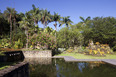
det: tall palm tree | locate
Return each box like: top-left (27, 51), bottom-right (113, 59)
top-left (12, 8), bottom-right (18, 42)
top-left (52, 12), bottom-right (61, 31)
top-left (0, 10), bottom-right (2, 16)
top-left (60, 16), bottom-right (73, 27)
top-left (41, 9), bottom-right (52, 28)
top-left (4, 7), bottom-right (16, 45)
top-left (59, 16), bottom-right (73, 45)
top-left (79, 16), bottom-right (91, 26)
top-left (29, 4), bottom-right (41, 32)
top-left (13, 9), bottom-right (17, 33)
top-left (18, 13), bottom-right (33, 48)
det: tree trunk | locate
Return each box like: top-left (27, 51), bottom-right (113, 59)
top-left (35, 22), bottom-right (38, 34)
top-left (14, 17), bottom-right (16, 34)
top-left (26, 30), bottom-right (29, 49)
top-left (34, 22), bottom-right (38, 49)
top-left (54, 22), bottom-right (57, 37)
top-left (10, 15), bottom-right (12, 45)
top-left (13, 17), bottom-right (16, 42)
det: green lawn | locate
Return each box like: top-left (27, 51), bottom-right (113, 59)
top-left (56, 52), bottom-right (116, 59)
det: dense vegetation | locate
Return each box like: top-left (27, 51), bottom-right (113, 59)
top-left (0, 5), bottom-right (116, 53)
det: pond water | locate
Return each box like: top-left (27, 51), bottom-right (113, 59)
top-left (24, 58), bottom-right (116, 77)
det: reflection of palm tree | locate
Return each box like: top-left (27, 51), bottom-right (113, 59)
top-left (78, 62), bottom-right (87, 73)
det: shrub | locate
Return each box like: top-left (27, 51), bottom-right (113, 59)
top-left (57, 27), bottom-right (83, 48)
top-left (30, 32), bottom-right (56, 50)
top-left (0, 38), bottom-right (10, 48)
top-left (86, 41), bottom-right (113, 56)
top-left (13, 39), bottom-right (23, 49)
top-left (66, 48), bottom-right (74, 53)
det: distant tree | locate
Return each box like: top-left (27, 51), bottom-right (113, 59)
top-left (57, 27), bottom-right (83, 48)
top-left (52, 12), bottom-right (61, 31)
top-left (79, 16), bottom-right (91, 26)
top-left (60, 16), bottom-right (73, 27)
top-left (81, 17), bottom-right (116, 51)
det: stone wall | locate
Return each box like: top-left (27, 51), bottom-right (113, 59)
top-left (22, 50), bottom-right (52, 58)
top-left (0, 51), bottom-right (24, 62)
top-left (0, 56), bottom-right (7, 62)
top-left (4, 51), bottom-right (24, 62)
top-left (0, 62), bottom-right (29, 77)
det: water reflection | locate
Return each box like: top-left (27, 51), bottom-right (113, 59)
top-left (24, 58), bottom-right (116, 77)
top-left (24, 58), bottom-right (52, 65)
top-left (78, 63), bottom-right (87, 73)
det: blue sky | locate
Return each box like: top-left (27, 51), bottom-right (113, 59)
top-left (0, 0), bottom-right (116, 30)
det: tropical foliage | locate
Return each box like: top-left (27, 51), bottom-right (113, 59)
top-left (78, 17), bottom-right (116, 51)
top-left (0, 4), bottom-right (116, 55)
top-left (57, 26), bottom-right (83, 49)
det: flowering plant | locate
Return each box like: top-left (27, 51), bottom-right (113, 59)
top-left (30, 32), bottom-right (56, 50)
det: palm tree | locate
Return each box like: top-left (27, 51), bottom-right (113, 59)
top-left (12, 8), bottom-right (18, 42)
top-left (60, 16), bottom-right (73, 27)
top-left (52, 12), bottom-right (61, 31)
top-left (79, 16), bottom-right (91, 26)
top-left (0, 10), bottom-right (2, 16)
top-left (13, 9), bottom-right (17, 33)
top-left (29, 4), bottom-right (41, 33)
top-left (4, 7), bottom-right (16, 45)
top-left (40, 9), bottom-right (52, 28)
top-left (18, 13), bottom-right (33, 48)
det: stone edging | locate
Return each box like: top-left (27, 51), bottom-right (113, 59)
top-left (0, 62), bottom-right (29, 77)
top-left (53, 56), bottom-right (116, 66)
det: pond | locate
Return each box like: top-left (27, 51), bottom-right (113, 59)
top-left (24, 58), bottom-right (116, 77)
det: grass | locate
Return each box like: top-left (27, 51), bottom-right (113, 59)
top-left (0, 62), bottom-right (17, 70)
top-left (0, 62), bottom-right (14, 70)
top-left (0, 66), bottom-right (9, 70)
top-left (56, 52), bottom-right (116, 59)
top-left (0, 51), bottom-right (5, 56)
